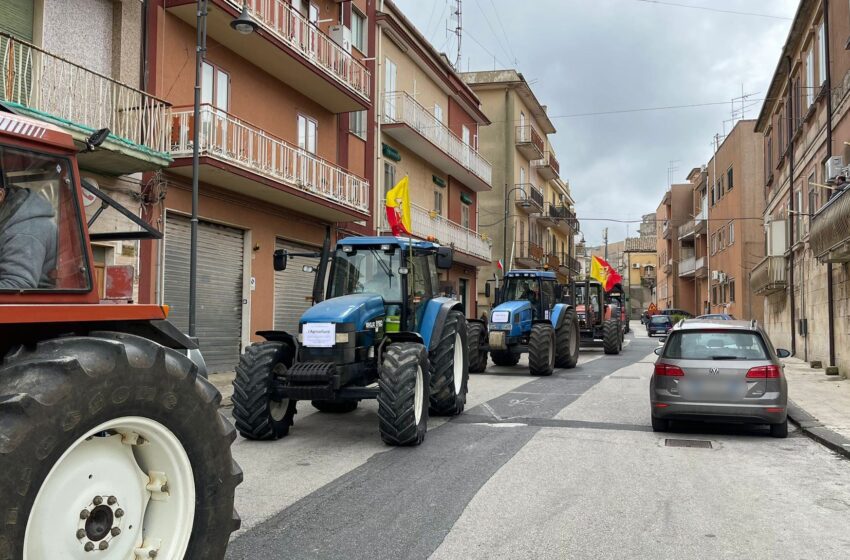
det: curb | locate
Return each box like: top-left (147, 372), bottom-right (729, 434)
top-left (787, 400), bottom-right (850, 460)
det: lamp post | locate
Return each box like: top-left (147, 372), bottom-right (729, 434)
top-left (503, 185), bottom-right (529, 278)
top-left (188, 1), bottom-right (257, 337)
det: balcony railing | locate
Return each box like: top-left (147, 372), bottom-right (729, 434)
top-left (678, 218), bottom-right (695, 239)
top-left (0, 32), bottom-right (171, 155)
top-left (662, 220), bottom-right (671, 239)
top-left (811, 188), bottom-right (850, 262)
top-left (514, 183), bottom-right (544, 212)
top-left (382, 91), bottom-right (492, 186)
top-left (515, 241), bottom-right (544, 263)
top-left (236, 0), bottom-right (370, 100)
top-left (567, 254), bottom-right (582, 274)
top-left (542, 204), bottom-right (579, 232)
top-left (751, 256), bottom-right (787, 294)
top-left (546, 253), bottom-right (560, 270)
top-left (532, 151), bottom-right (560, 180)
top-left (678, 256), bottom-right (695, 277)
top-left (515, 125), bottom-right (545, 160)
top-left (171, 105), bottom-right (369, 213)
top-left (695, 256), bottom-right (707, 277)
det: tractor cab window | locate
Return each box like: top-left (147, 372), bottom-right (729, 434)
top-left (0, 146), bottom-right (89, 291)
top-left (409, 254), bottom-right (434, 303)
top-left (328, 246), bottom-right (402, 302)
top-left (540, 280), bottom-right (556, 310)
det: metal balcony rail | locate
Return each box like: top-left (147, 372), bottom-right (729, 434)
top-left (678, 218), bottom-right (696, 238)
top-left (0, 32), bottom-right (171, 153)
top-left (515, 241), bottom-right (544, 261)
top-left (567, 254), bottom-right (582, 274)
top-left (750, 256), bottom-right (787, 294)
top-left (379, 202), bottom-right (491, 261)
top-left (171, 105), bottom-right (369, 213)
top-left (524, 184), bottom-right (545, 208)
top-left (515, 125), bottom-right (545, 153)
top-left (532, 150), bottom-right (560, 176)
top-left (679, 256), bottom-right (695, 275)
top-left (235, 0), bottom-right (370, 99)
top-left (810, 187), bottom-right (850, 261)
top-left (382, 91), bottom-right (492, 184)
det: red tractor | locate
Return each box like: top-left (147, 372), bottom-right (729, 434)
top-left (0, 111), bottom-right (240, 558)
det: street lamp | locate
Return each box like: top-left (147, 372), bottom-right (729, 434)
top-left (189, 0), bottom-right (257, 337)
top-left (503, 185), bottom-right (530, 278)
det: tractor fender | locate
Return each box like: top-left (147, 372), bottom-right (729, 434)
top-left (419, 298), bottom-right (464, 351)
top-left (384, 331), bottom-right (425, 346)
top-left (256, 330), bottom-right (297, 365)
top-left (467, 317), bottom-right (488, 333)
top-left (550, 303), bottom-right (572, 329)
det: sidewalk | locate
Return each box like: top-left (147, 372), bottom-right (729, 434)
top-left (209, 371), bottom-right (235, 408)
top-left (783, 356), bottom-right (850, 459)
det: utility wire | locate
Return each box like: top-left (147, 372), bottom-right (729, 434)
top-left (627, 0), bottom-right (792, 20)
top-left (473, 0), bottom-right (516, 67)
top-left (489, 0), bottom-right (520, 66)
top-left (465, 28), bottom-right (513, 69)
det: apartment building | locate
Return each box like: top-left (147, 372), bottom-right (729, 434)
top-left (702, 120), bottom-right (765, 320)
top-left (374, 0), bottom-right (491, 318)
top-left (1, 0), bottom-right (167, 299)
top-left (144, 0), bottom-right (375, 371)
top-left (461, 69), bottom-right (577, 317)
top-left (655, 183), bottom-right (695, 313)
top-left (624, 237), bottom-right (657, 316)
top-left (754, 0), bottom-right (850, 373)
top-left (679, 166), bottom-right (710, 314)
top-left (539, 174), bottom-right (581, 284)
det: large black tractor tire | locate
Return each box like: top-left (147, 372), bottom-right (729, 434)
top-left (555, 309), bottom-right (580, 369)
top-left (232, 341), bottom-right (298, 440)
top-left (0, 333), bottom-right (241, 560)
top-left (603, 320), bottom-right (621, 355)
top-left (468, 321), bottom-right (489, 374)
top-left (528, 323), bottom-right (556, 376)
top-left (429, 311), bottom-right (470, 416)
top-left (312, 400), bottom-right (359, 413)
top-left (378, 343), bottom-right (430, 446)
top-left (490, 349), bottom-right (520, 366)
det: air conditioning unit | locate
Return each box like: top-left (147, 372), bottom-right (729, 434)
top-left (719, 272), bottom-right (727, 283)
top-left (329, 25), bottom-right (352, 53)
top-left (766, 219), bottom-right (788, 256)
top-left (711, 270), bottom-right (720, 281)
top-left (632, 263), bottom-right (640, 269)
top-left (826, 156), bottom-right (845, 181)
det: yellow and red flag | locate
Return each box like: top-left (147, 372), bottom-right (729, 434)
top-left (385, 176), bottom-right (412, 236)
top-left (590, 255), bottom-right (623, 292)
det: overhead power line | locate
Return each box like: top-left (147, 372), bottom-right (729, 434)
top-left (628, 0), bottom-right (792, 20)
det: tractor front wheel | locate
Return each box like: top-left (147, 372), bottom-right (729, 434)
top-left (554, 309), bottom-right (580, 369)
top-left (529, 323), bottom-right (556, 376)
top-left (603, 320), bottom-right (621, 355)
top-left (467, 321), bottom-right (489, 373)
top-left (490, 349), bottom-right (520, 366)
top-left (0, 333), bottom-right (241, 560)
top-left (232, 342), bottom-right (298, 440)
top-left (312, 400), bottom-right (359, 413)
top-left (429, 311), bottom-right (469, 416)
top-left (378, 343), bottom-right (429, 446)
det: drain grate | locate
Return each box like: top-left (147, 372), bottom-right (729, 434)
top-left (665, 438), bottom-right (712, 449)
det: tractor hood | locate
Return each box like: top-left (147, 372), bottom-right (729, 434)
top-left (491, 300), bottom-right (532, 321)
top-left (300, 294), bottom-right (385, 329)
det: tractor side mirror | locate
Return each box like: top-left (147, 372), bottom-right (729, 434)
top-left (485, 283), bottom-right (491, 298)
top-left (435, 246), bottom-right (453, 269)
top-left (273, 250), bottom-right (287, 271)
top-left (302, 265), bottom-right (315, 273)
top-left (83, 127), bottom-right (111, 152)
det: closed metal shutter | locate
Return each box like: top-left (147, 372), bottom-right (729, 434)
top-left (274, 239), bottom-right (319, 334)
top-left (164, 214), bottom-right (245, 373)
top-left (0, 0), bottom-right (34, 40)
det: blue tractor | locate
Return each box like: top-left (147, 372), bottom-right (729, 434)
top-left (467, 270), bottom-right (580, 375)
top-left (231, 236), bottom-right (469, 446)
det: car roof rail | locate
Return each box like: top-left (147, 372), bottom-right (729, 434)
top-left (750, 318), bottom-right (757, 329)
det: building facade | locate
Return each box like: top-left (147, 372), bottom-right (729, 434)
top-left (655, 183), bottom-right (695, 313)
top-left (624, 237), bottom-right (657, 317)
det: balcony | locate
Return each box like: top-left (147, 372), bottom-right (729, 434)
top-left (515, 241), bottom-right (544, 268)
top-left (539, 204), bottom-right (579, 234)
top-left (751, 256), bottom-right (787, 294)
top-left (566, 254), bottom-right (582, 274)
top-left (514, 183), bottom-right (544, 213)
top-left (662, 258), bottom-right (672, 274)
top-left (678, 255), bottom-right (695, 277)
top-left (382, 92), bottom-right (492, 192)
top-left (170, 105), bottom-right (369, 221)
top-left (678, 218), bottom-right (696, 240)
top-left (378, 203), bottom-right (490, 265)
top-left (546, 253), bottom-right (561, 271)
top-left (515, 125), bottom-right (545, 160)
top-left (662, 220), bottom-right (671, 239)
top-left (695, 199), bottom-right (708, 234)
top-left (0, 32), bottom-right (171, 174)
top-left (532, 151), bottom-right (560, 180)
top-left (694, 256), bottom-right (707, 278)
top-left (810, 188), bottom-right (850, 262)
top-left (165, 0), bottom-right (370, 113)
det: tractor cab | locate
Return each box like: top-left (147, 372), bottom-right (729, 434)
top-left (569, 278), bottom-right (623, 354)
top-left (493, 270), bottom-right (561, 323)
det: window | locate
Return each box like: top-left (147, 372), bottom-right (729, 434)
top-left (433, 190), bottom-right (443, 216)
top-left (727, 166), bottom-right (733, 191)
top-left (520, 111), bottom-right (526, 129)
top-left (795, 189), bottom-right (804, 240)
top-left (201, 62), bottom-right (230, 111)
top-left (765, 136), bottom-right (773, 181)
top-left (663, 331), bottom-right (768, 360)
top-left (349, 110), bottom-right (366, 140)
top-left (806, 47), bottom-right (815, 108)
top-left (308, 2), bottom-right (319, 23)
top-left (297, 114), bottom-right (318, 154)
top-left (712, 285), bottom-right (718, 305)
top-left (461, 204), bottom-right (470, 229)
top-left (462, 125), bottom-right (470, 145)
top-left (729, 221), bottom-right (735, 245)
top-left (384, 57), bottom-right (397, 119)
top-left (777, 107), bottom-right (785, 151)
top-left (383, 162), bottom-right (395, 196)
top-left (351, 8), bottom-right (366, 53)
top-left (818, 21), bottom-right (827, 86)
top-left (434, 103), bottom-right (443, 123)
top-left (794, 76), bottom-right (802, 127)
top-left (728, 279), bottom-right (736, 303)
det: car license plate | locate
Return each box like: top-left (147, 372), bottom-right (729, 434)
top-left (688, 380), bottom-right (742, 397)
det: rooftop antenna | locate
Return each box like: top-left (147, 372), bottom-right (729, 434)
top-left (450, 0), bottom-right (462, 69)
top-left (667, 159), bottom-right (680, 187)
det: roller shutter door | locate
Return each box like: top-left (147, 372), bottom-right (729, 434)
top-left (274, 239), bottom-right (319, 334)
top-left (164, 214), bottom-right (245, 373)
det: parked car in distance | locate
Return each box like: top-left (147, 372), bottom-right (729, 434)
top-left (697, 313), bottom-right (736, 320)
top-left (650, 320), bottom-right (791, 438)
top-left (659, 308), bottom-right (694, 319)
top-left (647, 315), bottom-right (673, 337)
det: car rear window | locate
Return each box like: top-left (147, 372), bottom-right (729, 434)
top-left (650, 316), bottom-right (669, 324)
top-left (663, 330), bottom-right (769, 360)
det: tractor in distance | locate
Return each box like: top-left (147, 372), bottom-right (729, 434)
top-left (0, 111), bottom-right (240, 559)
top-left (607, 283), bottom-right (630, 334)
top-left (467, 270), bottom-right (580, 376)
top-left (570, 278), bottom-right (624, 354)
top-left (231, 236), bottom-right (469, 446)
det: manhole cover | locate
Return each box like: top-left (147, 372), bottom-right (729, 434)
top-left (665, 438), bottom-right (712, 449)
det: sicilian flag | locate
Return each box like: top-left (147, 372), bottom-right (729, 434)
top-left (497, 259), bottom-right (504, 271)
top-left (590, 255), bottom-right (623, 292)
top-left (385, 176), bottom-right (412, 236)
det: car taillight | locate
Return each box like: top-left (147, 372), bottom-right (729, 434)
top-left (654, 363), bottom-right (684, 377)
top-left (746, 365), bottom-right (781, 379)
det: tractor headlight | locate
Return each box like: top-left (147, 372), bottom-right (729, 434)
top-left (335, 333), bottom-right (350, 344)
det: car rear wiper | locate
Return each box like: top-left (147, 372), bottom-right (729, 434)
top-left (710, 355), bottom-right (739, 360)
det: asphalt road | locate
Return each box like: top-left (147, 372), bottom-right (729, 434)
top-left (225, 323), bottom-right (850, 559)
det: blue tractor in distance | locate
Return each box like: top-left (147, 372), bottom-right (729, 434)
top-left (467, 270), bottom-right (579, 376)
top-left (231, 236), bottom-right (469, 446)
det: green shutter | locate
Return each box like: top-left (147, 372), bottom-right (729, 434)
top-left (0, 0), bottom-right (34, 108)
top-left (382, 143), bottom-right (401, 162)
top-left (0, 0), bottom-right (34, 41)
top-left (432, 175), bottom-right (446, 188)
top-left (460, 192), bottom-right (473, 205)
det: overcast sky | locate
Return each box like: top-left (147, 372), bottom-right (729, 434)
top-left (393, 0), bottom-right (798, 246)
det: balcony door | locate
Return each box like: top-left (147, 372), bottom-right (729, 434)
top-left (201, 62), bottom-right (230, 151)
top-left (384, 57), bottom-right (397, 121)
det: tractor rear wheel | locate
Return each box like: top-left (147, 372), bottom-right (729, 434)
top-left (312, 400), bottom-right (358, 413)
top-left (232, 342), bottom-right (298, 440)
top-left (378, 343), bottom-right (429, 446)
top-left (603, 320), bottom-right (621, 355)
top-left (554, 309), bottom-right (580, 369)
top-left (0, 333), bottom-right (241, 560)
top-left (529, 323), bottom-right (556, 376)
top-left (490, 349), bottom-right (520, 366)
top-left (429, 311), bottom-right (469, 416)
top-left (467, 322), bottom-right (488, 373)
